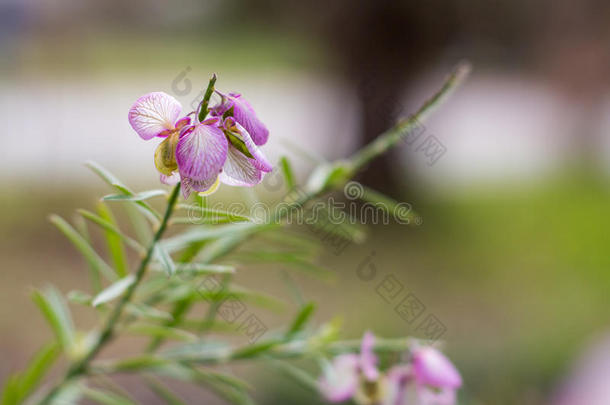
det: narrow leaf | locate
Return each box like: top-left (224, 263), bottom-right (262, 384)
top-left (84, 161), bottom-right (161, 222)
top-left (16, 342), bottom-right (60, 402)
top-left (96, 203), bottom-right (129, 277)
top-left (92, 275), bottom-right (135, 307)
top-left (154, 244), bottom-right (176, 276)
top-left (287, 302), bottom-right (316, 337)
top-left (32, 287), bottom-right (75, 351)
top-left (145, 378), bottom-right (188, 405)
top-left (151, 263), bottom-right (235, 276)
top-left (125, 303), bottom-right (173, 322)
top-left (266, 358), bottom-right (319, 392)
top-left (78, 209), bottom-right (145, 255)
top-left (280, 156), bottom-right (295, 189)
top-left (82, 387), bottom-right (136, 405)
top-left (126, 324), bottom-right (197, 342)
top-left (49, 215), bottom-right (117, 290)
top-left (103, 189), bottom-right (167, 202)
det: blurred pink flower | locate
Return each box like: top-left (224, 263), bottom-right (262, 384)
top-left (318, 331), bottom-right (381, 403)
top-left (384, 346), bottom-right (462, 405)
top-left (552, 333), bottom-right (610, 405)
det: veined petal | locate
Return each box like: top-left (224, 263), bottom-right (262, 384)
top-left (176, 122), bottom-right (228, 183)
top-left (219, 146), bottom-right (263, 187)
top-left (154, 133), bottom-right (179, 176)
top-left (198, 176), bottom-right (221, 196)
top-left (128, 92), bottom-right (182, 140)
top-left (181, 176), bottom-right (219, 199)
top-left (213, 92), bottom-right (269, 146)
top-left (220, 118), bottom-right (272, 188)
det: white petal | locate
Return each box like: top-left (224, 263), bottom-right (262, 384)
top-left (128, 92), bottom-right (182, 140)
top-left (220, 145), bottom-right (263, 187)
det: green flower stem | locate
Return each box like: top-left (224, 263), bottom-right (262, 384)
top-left (198, 74), bottom-right (217, 122)
top-left (39, 183), bottom-right (182, 404)
top-left (89, 337), bottom-right (422, 376)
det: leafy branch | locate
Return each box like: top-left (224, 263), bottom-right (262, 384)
top-left (1, 63), bottom-right (469, 405)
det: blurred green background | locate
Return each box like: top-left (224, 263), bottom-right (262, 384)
top-left (2, 1), bottom-right (610, 404)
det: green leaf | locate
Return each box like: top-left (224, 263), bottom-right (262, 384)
top-left (161, 341), bottom-right (231, 362)
top-left (265, 358), bottom-right (319, 392)
top-left (1, 374), bottom-right (20, 405)
top-left (175, 204), bottom-right (252, 222)
top-left (170, 216), bottom-right (244, 225)
top-left (15, 342), bottom-right (60, 402)
top-left (153, 363), bottom-right (254, 405)
top-left (82, 387), bottom-right (136, 405)
top-left (78, 209), bottom-right (145, 255)
top-left (304, 161), bottom-right (352, 194)
top-left (85, 160), bottom-right (128, 189)
top-left (231, 340), bottom-right (280, 360)
top-left (72, 213), bottom-right (91, 243)
top-left (154, 244), bottom-right (176, 276)
top-left (145, 377), bottom-right (188, 405)
top-left (279, 156), bottom-right (295, 189)
top-left (125, 303), bottom-right (173, 322)
top-left (96, 204), bottom-right (129, 277)
top-left (287, 302), bottom-right (316, 337)
top-left (85, 161), bottom-right (161, 223)
top-left (125, 202), bottom-right (153, 245)
top-left (161, 223), bottom-right (260, 253)
top-left (126, 324), bottom-right (197, 342)
top-left (49, 214), bottom-right (117, 291)
top-left (32, 287), bottom-right (75, 351)
top-left (103, 189), bottom-right (167, 202)
top-left (91, 275), bottom-right (135, 307)
top-left (151, 263), bottom-right (235, 276)
top-left (231, 251), bottom-right (332, 279)
top-left (360, 186), bottom-right (419, 224)
top-left (67, 290), bottom-right (93, 306)
top-left (48, 381), bottom-right (82, 404)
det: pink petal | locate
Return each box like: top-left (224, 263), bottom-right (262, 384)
top-left (360, 331), bottom-right (380, 381)
top-left (176, 122), bottom-right (228, 184)
top-left (412, 347), bottom-right (462, 389)
top-left (219, 118), bottom-right (272, 187)
top-left (219, 147), bottom-right (263, 187)
top-left (160, 172), bottom-right (180, 185)
top-left (128, 92), bottom-right (182, 140)
top-left (180, 176), bottom-right (220, 199)
top-left (213, 92), bottom-right (269, 146)
top-left (383, 365), bottom-right (415, 405)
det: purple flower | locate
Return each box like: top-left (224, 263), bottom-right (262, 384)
top-left (211, 92), bottom-right (269, 146)
top-left (384, 347), bottom-right (462, 405)
top-left (128, 91), bottom-right (271, 198)
top-left (318, 331), bottom-right (381, 403)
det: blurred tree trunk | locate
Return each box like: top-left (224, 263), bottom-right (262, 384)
top-left (317, 0), bottom-right (458, 197)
